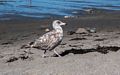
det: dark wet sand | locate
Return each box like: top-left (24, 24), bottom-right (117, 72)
top-left (0, 11), bottom-right (120, 75)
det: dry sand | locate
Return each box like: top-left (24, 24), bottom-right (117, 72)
top-left (0, 11), bottom-right (120, 75)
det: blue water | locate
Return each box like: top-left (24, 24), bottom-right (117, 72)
top-left (0, 0), bottom-right (120, 19)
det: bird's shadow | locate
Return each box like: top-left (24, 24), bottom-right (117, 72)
top-left (57, 46), bottom-right (120, 57)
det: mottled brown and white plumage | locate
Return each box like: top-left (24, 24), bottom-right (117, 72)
top-left (28, 20), bottom-right (66, 57)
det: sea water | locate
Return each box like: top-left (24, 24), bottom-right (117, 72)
top-left (0, 0), bottom-right (120, 19)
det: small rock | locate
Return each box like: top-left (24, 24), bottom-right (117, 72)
top-left (45, 28), bottom-right (50, 32)
top-left (75, 28), bottom-right (89, 34)
top-left (87, 28), bottom-right (96, 33)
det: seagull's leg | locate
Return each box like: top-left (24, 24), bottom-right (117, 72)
top-left (42, 50), bottom-right (48, 58)
top-left (53, 49), bottom-right (62, 57)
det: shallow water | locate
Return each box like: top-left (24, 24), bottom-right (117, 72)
top-left (0, 0), bottom-right (120, 19)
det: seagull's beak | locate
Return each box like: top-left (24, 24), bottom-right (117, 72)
top-left (60, 22), bottom-right (66, 26)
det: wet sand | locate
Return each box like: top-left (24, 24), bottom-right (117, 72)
top-left (0, 11), bottom-right (120, 75)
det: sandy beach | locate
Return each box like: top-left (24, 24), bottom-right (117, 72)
top-left (0, 10), bottom-right (120, 75)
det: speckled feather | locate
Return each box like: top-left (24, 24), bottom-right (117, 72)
top-left (31, 30), bottom-right (63, 51)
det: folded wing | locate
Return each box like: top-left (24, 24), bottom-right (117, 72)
top-left (31, 30), bottom-right (62, 51)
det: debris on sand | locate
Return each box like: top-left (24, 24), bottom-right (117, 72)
top-left (94, 38), bottom-right (107, 41)
top-left (1, 41), bottom-right (13, 45)
top-left (69, 44), bottom-right (83, 47)
top-left (6, 56), bottom-right (18, 63)
top-left (19, 54), bottom-right (29, 60)
top-left (5, 51), bottom-right (31, 63)
top-left (20, 41), bottom-right (34, 49)
top-left (5, 55), bottom-right (30, 63)
top-left (93, 35), bottom-right (99, 37)
top-left (95, 46), bottom-right (120, 54)
top-left (70, 37), bottom-right (87, 41)
top-left (20, 45), bottom-right (30, 49)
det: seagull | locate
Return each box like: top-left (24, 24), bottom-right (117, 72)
top-left (26, 20), bottom-right (66, 57)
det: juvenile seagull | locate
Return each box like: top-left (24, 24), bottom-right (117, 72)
top-left (27, 20), bottom-right (66, 57)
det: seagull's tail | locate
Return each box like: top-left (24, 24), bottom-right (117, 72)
top-left (20, 41), bottom-right (34, 49)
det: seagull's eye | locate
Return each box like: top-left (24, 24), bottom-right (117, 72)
top-left (57, 21), bottom-right (61, 24)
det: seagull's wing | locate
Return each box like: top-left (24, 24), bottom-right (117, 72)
top-left (32, 30), bottom-right (63, 50)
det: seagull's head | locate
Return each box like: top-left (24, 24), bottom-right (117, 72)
top-left (52, 20), bottom-right (66, 32)
top-left (53, 20), bottom-right (66, 27)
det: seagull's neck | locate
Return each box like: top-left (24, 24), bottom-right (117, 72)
top-left (53, 25), bottom-right (63, 33)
